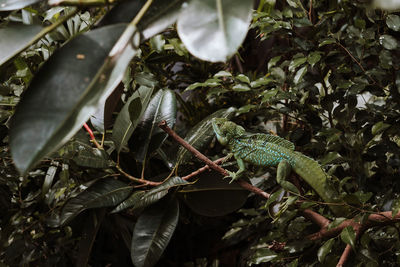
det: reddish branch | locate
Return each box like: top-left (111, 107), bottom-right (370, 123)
top-left (83, 123), bottom-right (102, 149)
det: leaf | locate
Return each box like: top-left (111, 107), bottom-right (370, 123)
top-left (371, 121), bottom-right (390, 135)
top-left (135, 177), bottom-right (188, 211)
top-left (97, 0), bottom-right (186, 40)
top-left (391, 197), bottom-right (400, 218)
top-left (289, 57), bottom-right (307, 72)
top-left (130, 89), bottom-right (177, 162)
top-left (131, 196), bottom-right (179, 267)
top-left (386, 14), bottom-right (400, 31)
top-left (112, 86), bottom-right (154, 153)
top-left (232, 83), bottom-right (251, 91)
top-left (0, 0), bottom-right (42, 11)
top-left (182, 171), bottom-right (248, 216)
top-left (317, 238), bottom-right (335, 262)
top-left (340, 226), bottom-right (356, 248)
top-left (60, 178), bottom-right (132, 225)
top-left (0, 23), bottom-right (42, 66)
top-left (236, 74), bottom-right (250, 84)
top-left (318, 38), bottom-right (336, 47)
top-left (10, 24), bottom-right (140, 174)
top-left (293, 66), bottom-right (307, 84)
top-left (176, 107), bottom-right (236, 165)
top-left (379, 34), bottom-right (398, 50)
top-left (177, 0), bottom-right (252, 62)
top-left (111, 191), bottom-right (146, 213)
top-left (249, 248), bottom-right (278, 265)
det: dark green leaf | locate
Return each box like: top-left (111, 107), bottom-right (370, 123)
top-left (131, 89), bottom-right (177, 162)
top-left (391, 197), bottom-right (400, 218)
top-left (386, 14), bottom-right (400, 31)
top-left (60, 178), bottom-right (132, 225)
top-left (131, 197), bottom-right (179, 267)
top-left (379, 34), bottom-right (398, 50)
top-left (318, 238), bottom-right (335, 262)
top-left (249, 248), bottom-right (278, 264)
top-left (112, 86), bottom-right (154, 153)
top-left (10, 24), bottom-right (141, 174)
top-left (340, 226), bottom-right (356, 248)
top-left (177, 0), bottom-right (252, 62)
top-left (111, 191), bottom-right (146, 213)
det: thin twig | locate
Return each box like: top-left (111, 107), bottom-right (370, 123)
top-left (83, 123), bottom-right (102, 149)
top-left (181, 157), bottom-right (227, 180)
top-left (337, 244), bottom-right (352, 267)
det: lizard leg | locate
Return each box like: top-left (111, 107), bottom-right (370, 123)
top-left (224, 156), bottom-right (245, 183)
top-left (277, 160), bottom-right (300, 194)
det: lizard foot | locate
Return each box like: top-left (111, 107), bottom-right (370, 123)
top-left (223, 170), bottom-right (239, 184)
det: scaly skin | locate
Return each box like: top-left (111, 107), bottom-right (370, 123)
top-left (212, 118), bottom-right (348, 216)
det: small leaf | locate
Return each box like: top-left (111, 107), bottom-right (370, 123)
top-left (289, 57), bottom-right (307, 72)
top-left (293, 66), bottom-right (307, 84)
top-left (371, 121), bottom-right (390, 135)
top-left (317, 238), bottom-right (335, 262)
top-left (249, 248), bottom-right (278, 265)
top-left (319, 38), bottom-right (336, 47)
top-left (307, 51), bottom-right (322, 66)
top-left (386, 14), bottom-right (400, 31)
top-left (232, 83), bottom-right (251, 92)
top-left (340, 226), bottom-right (356, 248)
top-left (177, 0), bottom-right (252, 62)
top-left (268, 56), bottom-right (281, 69)
top-left (236, 74), bottom-right (250, 84)
top-left (391, 197), bottom-right (400, 218)
top-left (131, 197), bottom-right (179, 267)
top-left (379, 34), bottom-right (398, 50)
top-left (60, 178), bottom-right (132, 225)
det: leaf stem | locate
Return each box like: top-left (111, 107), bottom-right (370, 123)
top-left (83, 123), bottom-right (102, 149)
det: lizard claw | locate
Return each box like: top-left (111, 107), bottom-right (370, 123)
top-left (223, 170), bottom-right (238, 183)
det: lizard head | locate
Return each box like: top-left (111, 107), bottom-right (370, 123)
top-left (211, 118), bottom-right (245, 145)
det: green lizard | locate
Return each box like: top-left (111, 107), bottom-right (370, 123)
top-left (211, 118), bottom-right (348, 216)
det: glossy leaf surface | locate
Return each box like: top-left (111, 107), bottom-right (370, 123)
top-left (60, 178), bottom-right (132, 225)
top-left (131, 197), bottom-right (179, 267)
top-left (177, 0), bottom-right (252, 62)
top-left (0, 0), bottom-right (42, 11)
top-left (130, 89), bottom-right (177, 162)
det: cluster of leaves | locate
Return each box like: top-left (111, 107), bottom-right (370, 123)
top-left (1, 0), bottom-right (400, 266)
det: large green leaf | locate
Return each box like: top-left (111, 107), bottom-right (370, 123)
top-left (59, 178), bottom-right (132, 225)
top-left (176, 107), bottom-right (236, 165)
top-left (10, 24), bottom-right (140, 174)
top-left (131, 89), bottom-right (177, 162)
top-left (182, 171), bottom-right (248, 216)
top-left (98, 0), bottom-right (185, 40)
top-left (0, 0), bottom-right (42, 11)
top-left (0, 23), bottom-right (42, 65)
top-left (112, 85), bottom-right (154, 153)
top-left (177, 0), bottom-right (252, 62)
top-left (131, 196), bottom-right (179, 267)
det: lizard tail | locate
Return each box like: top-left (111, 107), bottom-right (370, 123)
top-left (291, 152), bottom-right (348, 216)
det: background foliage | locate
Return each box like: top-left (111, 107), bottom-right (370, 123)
top-left (1, 0), bottom-right (400, 266)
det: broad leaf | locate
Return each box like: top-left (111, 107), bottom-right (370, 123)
top-left (176, 107), bottom-right (236, 165)
top-left (112, 86), bottom-right (154, 153)
top-left (131, 196), bottom-right (179, 267)
top-left (98, 0), bottom-right (185, 39)
top-left (0, 0), bottom-right (42, 11)
top-left (177, 0), bottom-right (252, 62)
top-left (183, 171), bottom-right (248, 216)
top-left (0, 23), bottom-right (42, 66)
top-left (59, 178), bottom-right (132, 225)
top-left (10, 24), bottom-right (140, 174)
top-left (130, 89), bottom-right (177, 162)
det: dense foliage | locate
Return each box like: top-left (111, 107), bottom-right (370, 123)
top-left (1, 0), bottom-right (400, 266)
